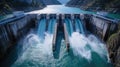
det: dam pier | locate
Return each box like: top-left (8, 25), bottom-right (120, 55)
top-left (0, 12), bottom-right (119, 58)
top-left (0, 5), bottom-right (120, 66)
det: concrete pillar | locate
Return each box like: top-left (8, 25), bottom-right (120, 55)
top-left (46, 14), bottom-right (49, 31)
top-left (71, 14), bottom-right (74, 20)
top-left (37, 14), bottom-right (41, 20)
top-left (62, 14), bottom-right (65, 20)
top-left (63, 23), bottom-right (70, 51)
top-left (52, 23), bottom-right (58, 52)
top-left (80, 14), bottom-right (84, 20)
top-left (46, 14), bottom-right (49, 20)
top-left (56, 14), bottom-right (59, 20)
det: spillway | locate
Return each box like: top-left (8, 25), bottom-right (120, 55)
top-left (37, 18), bottom-right (46, 40)
top-left (0, 13), bottom-right (112, 67)
top-left (47, 18), bottom-right (56, 34)
top-left (64, 18), bottom-right (73, 36)
top-left (74, 18), bottom-right (85, 34)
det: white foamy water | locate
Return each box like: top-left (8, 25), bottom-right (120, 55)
top-left (12, 32), bottom-right (111, 67)
top-left (12, 33), bottom-right (54, 67)
top-left (70, 32), bottom-right (91, 60)
top-left (70, 32), bottom-right (108, 61)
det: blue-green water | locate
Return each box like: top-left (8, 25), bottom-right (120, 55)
top-left (28, 5), bottom-right (94, 14)
top-left (57, 0), bottom-right (70, 4)
top-left (1, 5), bottom-right (112, 67)
top-left (47, 18), bottom-right (56, 34)
top-left (64, 18), bottom-right (73, 36)
top-left (37, 18), bottom-right (46, 39)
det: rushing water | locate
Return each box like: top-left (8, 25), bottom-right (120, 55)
top-left (11, 33), bottom-right (111, 67)
top-left (1, 5), bottom-right (112, 67)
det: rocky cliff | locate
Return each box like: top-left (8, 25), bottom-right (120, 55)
top-left (42, 0), bottom-right (60, 5)
top-left (0, 0), bottom-right (60, 16)
top-left (67, 0), bottom-right (120, 14)
top-left (107, 23), bottom-right (120, 67)
top-left (0, 0), bottom-right (44, 15)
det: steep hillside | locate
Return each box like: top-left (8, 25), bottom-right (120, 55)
top-left (67, 0), bottom-right (120, 14)
top-left (0, 0), bottom-right (45, 15)
top-left (42, 0), bottom-right (60, 5)
top-left (107, 23), bottom-right (120, 67)
top-left (0, 0), bottom-right (60, 16)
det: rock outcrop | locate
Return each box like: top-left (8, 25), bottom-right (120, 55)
top-left (0, 0), bottom-right (60, 16)
top-left (107, 23), bottom-right (120, 67)
top-left (67, 0), bottom-right (120, 14)
top-left (0, 0), bottom-right (44, 15)
top-left (42, 0), bottom-right (60, 5)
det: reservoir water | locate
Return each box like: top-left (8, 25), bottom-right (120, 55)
top-left (0, 5), bottom-right (112, 67)
top-left (28, 5), bottom-right (95, 14)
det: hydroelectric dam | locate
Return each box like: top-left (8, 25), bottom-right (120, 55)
top-left (0, 5), bottom-right (119, 67)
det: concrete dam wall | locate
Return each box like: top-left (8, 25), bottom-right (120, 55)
top-left (0, 14), bottom-right (36, 58)
top-left (0, 13), bottom-right (119, 59)
top-left (83, 14), bottom-right (119, 41)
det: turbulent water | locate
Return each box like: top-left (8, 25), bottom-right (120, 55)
top-left (11, 20), bottom-right (112, 67)
top-left (2, 5), bottom-right (112, 67)
top-left (11, 32), bottom-right (112, 67)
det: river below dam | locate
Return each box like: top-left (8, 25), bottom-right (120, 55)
top-left (0, 5), bottom-right (112, 67)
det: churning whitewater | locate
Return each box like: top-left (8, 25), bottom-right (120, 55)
top-left (12, 32), bottom-right (110, 67)
top-left (69, 32), bottom-right (109, 61)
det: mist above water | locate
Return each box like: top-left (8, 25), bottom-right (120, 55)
top-left (11, 31), bottom-right (111, 67)
top-left (12, 33), bottom-right (54, 67)
top-left (70, 32), bottom-right (109, 61)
